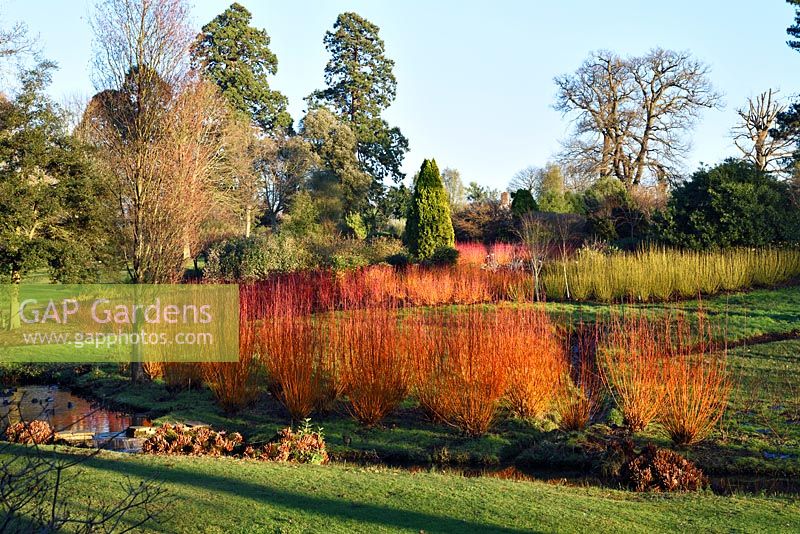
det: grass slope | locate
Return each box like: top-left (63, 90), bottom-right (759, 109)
top-left (540, 285), bottom-right (800, 343)
top-left (4, 445), bottom-right (800, 533)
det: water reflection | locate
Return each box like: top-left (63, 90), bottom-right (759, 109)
top-left (1, 385), bottom-right (149, 434)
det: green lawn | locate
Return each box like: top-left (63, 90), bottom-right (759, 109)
top-left (540, 284), bottom-right (800, 343)
top-left (706, 339), bottom-right (800, 476)
top-left (3, 444), bottom-right (799, 533)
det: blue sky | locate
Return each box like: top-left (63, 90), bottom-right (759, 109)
top-left (3, 0), bottom-right (800, 189)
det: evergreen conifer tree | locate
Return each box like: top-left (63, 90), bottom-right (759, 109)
top-left (405, 159), bottom-right (455, 259)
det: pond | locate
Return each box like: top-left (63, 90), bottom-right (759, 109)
top-left (1, 385), bottom-right (151, 451)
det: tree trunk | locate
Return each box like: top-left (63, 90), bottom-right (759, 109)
top-left (8, 269), bottom-right (21, 331)
top-left (129, 284), bottom-right (146, 383)
top-left (245, 205), bottom-right (252, 238)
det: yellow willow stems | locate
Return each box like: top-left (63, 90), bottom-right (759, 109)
top-left (542, 248), bottom-right (800, 302)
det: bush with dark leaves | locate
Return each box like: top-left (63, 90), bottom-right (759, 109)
top-left (621, 445), bottom-right (707, 492)
top-left (141, 424), bottom-right (243, 457)
top-left (244, 420), bottom-right (328, 465)
top-left (4, 420), bottom-right (54, 445)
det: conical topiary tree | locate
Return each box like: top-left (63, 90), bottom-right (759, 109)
top-left (405, 159), bottom-right (455, 259)
top-left (511, 188), bottom-right (537, 216)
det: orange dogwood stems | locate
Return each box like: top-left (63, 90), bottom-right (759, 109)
top-left (202, 302), bottom-right (261, 414)
top-left (660, 315), bottom-right (731, 445)
top-left (599, 314), bottom-right (668, 432)
top-left (504, 309), bottom-right (567, 420)
top-left (410, 307), bottom-right (564, 436)
top-left (338, 306), bottom-right (412, 426)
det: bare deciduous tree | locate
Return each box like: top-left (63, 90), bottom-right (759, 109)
top-left (518, 214), bottom-right (556, 302)
top-left (552, 214), bottom-right (584, 300)
top-left (91, 0), bottom-right (191, 93)
top-left (0, 22), bottom-right (27, 59)
top-left (209, 115), bottom-right (257, 238)
top-left (83, 0), bottom-right (242, 382)
top-left (151, 80), bottom-right (235, 279)
top-left (441, 167), bottom-right (466, 210)
top-left (555, 52), bottom-right (634, 183)
top-left (255, 135), bottom-right (316, 231)
top-left (93, 76), bottom-right (235, 282)
top-left (86, 0), bottom-right (196, 285)
top-left (509, 166), bottom-right (541, 194)
top-left (83, 76), bottom-right (234, 284)
top-left (87, 0), bottom-right (244, 279)
top-left (0, 8), bottom-right (34, 87)
top-left (555, 49), bottom-right (721, 188)
top-left (733, 89), bottom-right (793, 173)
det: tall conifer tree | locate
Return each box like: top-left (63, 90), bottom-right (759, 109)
top-left (405, 159), bottom-right (454, 259)
top-left (308, 12), bottom-right (408, 184)
top-left (192, 2), bottom-right (292, 133)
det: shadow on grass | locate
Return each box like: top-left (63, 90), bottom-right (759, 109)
top-left (46, 448), bottom-right (534, 533)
